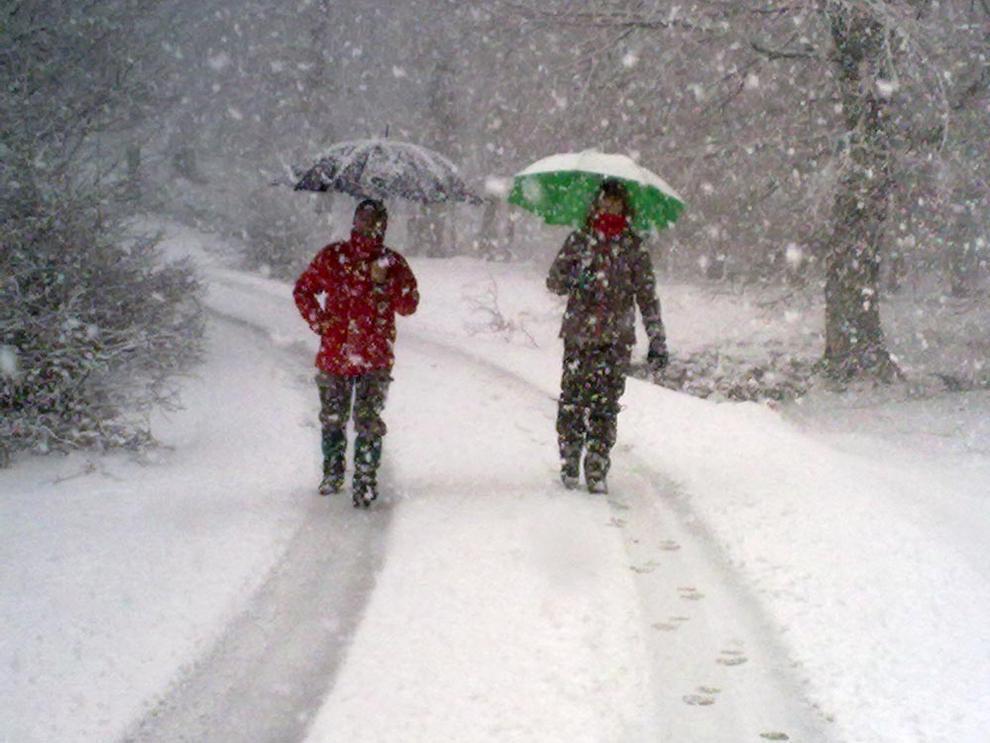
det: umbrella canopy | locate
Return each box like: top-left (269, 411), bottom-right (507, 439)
top-left (294, 138), bottom-right (481, 204)
top-left (508, 151), bottom-right (685, 233)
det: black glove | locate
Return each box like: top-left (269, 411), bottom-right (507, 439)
top-left (647, 338), bottom-right (669, 371)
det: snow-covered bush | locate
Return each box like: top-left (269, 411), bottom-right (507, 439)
top-left (0, 196), bottom-right (204, 458)
top-left (633, 351), bottom-right (818, 403)
top-left (1, 0), bottom-right (205, 462)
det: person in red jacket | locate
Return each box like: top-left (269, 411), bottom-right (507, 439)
top-left (294, 199), bottom-right (419, 506)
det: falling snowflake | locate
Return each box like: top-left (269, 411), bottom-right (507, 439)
top-left (484, 177), bottom-right (511, 198)
top-left (876, 79), bottom-right (899, 98)
top-left (785, 243), bottom-right (804, 268)
top-left (0, 345), bottom-right (18, 380)
top-left (207, 51), bottom-right (231, 71)
top-left (521, 178), bottom-right (544, 205)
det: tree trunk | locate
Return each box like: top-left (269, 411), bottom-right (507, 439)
top-left (822, 5), bottom-right (900, 381)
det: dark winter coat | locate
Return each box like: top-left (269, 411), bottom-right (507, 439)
top-left (294, 231), bottom-right (419, 377)
top-left (547, 227), bottom-right (665, 349)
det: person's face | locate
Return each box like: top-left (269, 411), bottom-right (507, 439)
top-left (354, 207), bottom-right (385, 237)
top-left (597, 194), bottom-right (624, 216)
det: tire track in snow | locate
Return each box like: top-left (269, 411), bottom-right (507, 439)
top-left (123, 314), bottom-right (393, 743)
top-left (406, 329), bottom-right (833, 742)
top-left (124, 495), bottom-right (390, 743)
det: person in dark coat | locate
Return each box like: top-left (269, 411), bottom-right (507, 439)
top-left (294, 199), bottom-right (419, 506)
top-left (546, 179), bottom-right (669, 493)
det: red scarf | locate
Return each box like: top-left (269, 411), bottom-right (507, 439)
top-left (591, 213), bottom-right (628, 239)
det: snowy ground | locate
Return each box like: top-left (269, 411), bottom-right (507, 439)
top-left (2, 222), bottom-right (988, 742)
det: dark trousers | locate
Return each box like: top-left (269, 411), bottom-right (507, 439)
top-left (556, 342), bottom-right (629, 480)
top-left (316, 369), bottom-right (391, 486)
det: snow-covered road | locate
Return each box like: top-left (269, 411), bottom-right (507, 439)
top-left (125, 306), bottom-right (826, 742)
top-left (145, 308), bottom-right (824, 743)
top-left (121, 257), bottom-right (829, 741)
top-left (4, 224), bottom-right (987, 742)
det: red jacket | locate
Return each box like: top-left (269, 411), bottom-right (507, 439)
top-left (294, 231), bottom-right (419, 377)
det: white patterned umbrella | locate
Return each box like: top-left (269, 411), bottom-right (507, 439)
top-left (294, 139), bottom-right (481, 204)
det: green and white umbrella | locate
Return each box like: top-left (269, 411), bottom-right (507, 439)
top-left (508, 150), bottom-right (685, 233)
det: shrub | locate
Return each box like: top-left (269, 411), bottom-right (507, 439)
top-left (0, 191), bottom-right (204, 458)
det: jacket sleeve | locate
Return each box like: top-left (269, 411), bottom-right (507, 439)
top-left (546, 232), bottom-right (584, 296)
top-left (632, 241), bottom-right (666, 344)
top-left (388, 254), bottom-right (419, 316)
top-left (294, 250), bottom-right (327, 332)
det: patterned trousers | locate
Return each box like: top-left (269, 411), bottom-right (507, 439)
top-left (556, 342), bottom-right (629, 480)
top-left (316, 369), bottom-right (391, 486)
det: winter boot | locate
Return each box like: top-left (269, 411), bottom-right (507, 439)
top-left (560, 449), bottom-right (581, 490)
top-left (352, 435), bottom-right (382, 508)
top-left (319, 471), bottom-right (344, 496)
top-left (584, 451), bottom-right (610, 495)
top-left (586, 477), bottom-right (609, 495)
top-left (352, 477), bottom-right (379, 508)
top-left (558, 420), bottom-right (584, 490)
top-left (319, 429), bottom-right (346, 496)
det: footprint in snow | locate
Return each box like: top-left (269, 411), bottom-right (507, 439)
top-left (659, 539), bottom-right (681, 551)
top-left (630, 560), bottom-right (659, 574)
top-left (678, 586), bottom-right (705, 601)
top-left (652, 615), bottom-right (690, 632)
top-left (682, 694), bottom-right (715, 706)
top-left (607, 516), bottom-right (627, 528)
top-left (682, 687), bottom-right (720, 706)
top-left (717, 649), bottom-right (749, 666)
